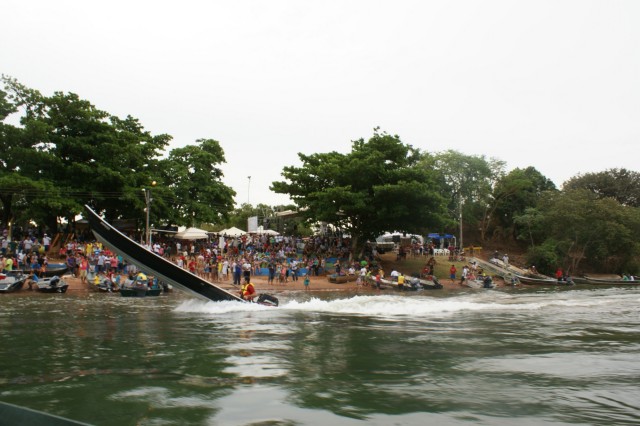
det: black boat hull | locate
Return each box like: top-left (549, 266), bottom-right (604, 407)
top-left (84, 205), bottom-right (244, 303)
top-left (120, 288), bottom-right (163, 297)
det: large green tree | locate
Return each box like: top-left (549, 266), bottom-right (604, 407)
top-left (427, 150), bottom-right (505, 245)
top-left (0, 78), bottom-right (57, 236)
top-left (563, 168), bottom-right (640, 207)
top-left (1, 77), bottom-right (235, 235)
top-left (271, 130), bottom-right (447, 257)
top-left (530, 189), bottom-right (640, 274)
top-left (159, 139), bottom-right (236, 227)
top-left (491, 167), bottom-right (556, 240)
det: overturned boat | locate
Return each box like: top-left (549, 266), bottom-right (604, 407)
top-left (84, 205), bottom-right (277, 305)
top-left (34, 275), bottom-right (69, 293)
top-left (0, 271), bottom-right (27, 293)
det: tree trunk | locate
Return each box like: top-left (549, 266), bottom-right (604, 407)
top-left (0, 194), bottom-right (14, 239)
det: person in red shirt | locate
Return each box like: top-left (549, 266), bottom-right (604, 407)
top-left (240, 277), bottom-right (256, 301)
top-left (449, 265), bottom-right (457, 284)
top-left (188, 258), bottom-right (197, 274)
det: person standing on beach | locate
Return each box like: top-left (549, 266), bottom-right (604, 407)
top-left (233, 260), bottom-right (242, 285)
top-left (79, 256), bottom-right (88, 283)
top-left (450, 265), bottom-right (457, 284)
top-left (290, 259), bottom-right (298, 281)
top-left (268, 262), bottom-right (275, 284)
top-left (304, 273), bottom-right (310, 291)
top-left (43, 234), bottom-right (51, 253)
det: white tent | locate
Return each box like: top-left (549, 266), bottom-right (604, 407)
top-left (254, 226), bottom-right (279, 235)
top-left (220, 226), bottom-right (246, 237)
top-left (175, 227), bottom-right (209, 240)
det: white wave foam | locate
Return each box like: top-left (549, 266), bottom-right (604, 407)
top-left (173, 289), bottom-right (640, 318)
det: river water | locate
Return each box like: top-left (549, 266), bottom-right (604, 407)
top-left (1, 286), bottom-right (639, 425)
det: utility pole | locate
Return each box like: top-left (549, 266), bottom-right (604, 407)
top-left (144, 181), bottom-right (156, 246)
top-left (247, 176), bottom-right (251, 205)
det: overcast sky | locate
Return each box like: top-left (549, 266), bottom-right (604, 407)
top-left (3, 1), bottom-right (638, 207)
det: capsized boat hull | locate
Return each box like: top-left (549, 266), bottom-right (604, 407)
top-left (35, 276), bottom-right (69, 293)
top-left (0, 271), bottom-right (27, 293)
top-left (84, 205), bottom-right (246, 303)
top-left (120, 287), bottom-right (163, 297)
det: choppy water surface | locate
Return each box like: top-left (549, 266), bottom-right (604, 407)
top-left (1, 286), bottom-right (639, 425)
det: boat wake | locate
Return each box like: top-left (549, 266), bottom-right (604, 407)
top-left (174, 288), bottom-right (640, 318)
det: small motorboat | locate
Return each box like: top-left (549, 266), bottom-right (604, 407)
top-left (516, 274), bottom-right (573, 286)
top-left (0, 271), bottom-right (28, 293)
top-left (415, 275), bottom-right (444, 290)
top-left (40, 263), bottom-right (69, 278)
top-left (119, 277), bottom-right (162, 297)
top-left (465, 276), bottom-right (496, 289)
top-left (34, 275), bottom-right (69, 293)
top-left (583, 275), bottom-right (639, 285)
top-left (256, 293), bottom-right (279, 307)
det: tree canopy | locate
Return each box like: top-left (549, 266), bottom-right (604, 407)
top-left (271, 129), bottom-right (447, 256)
top-left (0, 76), bottom-right (235, 236)
top-left (524, 189), bottom-right (640, 274)
top-left (563, 168), bottom-right (640, 207)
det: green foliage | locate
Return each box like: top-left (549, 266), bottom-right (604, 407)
top-left (0, 77), bottom-right (235, 234)
top-left (159, 139), bottom-right (235, 226)
top-left (427, 150), bottom-right (506, 243)
top-left (513, 207), bottom-right (546, 247)
top-left (534, 189), bottom-right (640, 273)
top-left (563, 168), bottom-right (640, 207)
top-left (491, 167), bottom-right (556, 238)
top-left (525, 240), bottom-right (560, 275)
top-left (272, 129), bottom-right (447, 255)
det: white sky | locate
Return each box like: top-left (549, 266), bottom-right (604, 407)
top-left (2, 1), bottom-right (638, 207)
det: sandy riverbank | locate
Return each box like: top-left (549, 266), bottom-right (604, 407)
top-left (13, 269), bottom-right (500, 297)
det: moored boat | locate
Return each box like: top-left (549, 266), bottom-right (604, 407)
top-left (516, 275), bottom-right (573, 286)
top-left (34, 275), bottom-right (69, 293)
top-left (465, 277), bottom-right (496, 289)
top-left (328, 274), bottom-right (349, 284)
top-left (0, 271), bottom-right (27, 293)
top-left (120, 285), bottom-right (162, 297)
top-left (583, 276), bottom-right (639, 285)
top-left (41, 263), bottom-right (69, 278)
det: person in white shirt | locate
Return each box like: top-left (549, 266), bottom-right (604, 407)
top-left (43, 234), bottom-right (51, 252)
top-left (390, 269), bottom-right (399, 281)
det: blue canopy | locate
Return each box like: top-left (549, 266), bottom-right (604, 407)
top-left (427, 233), bottom-right (455, 239)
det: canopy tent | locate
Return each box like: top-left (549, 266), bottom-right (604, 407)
top-left (175, 227), bottom-right (209, 240)
top-left (220, 226), bottom-right (246, 237)
top-left (252, 226), bottom-right (279, 236)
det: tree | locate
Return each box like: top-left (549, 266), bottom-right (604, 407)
top-left (491, 167), bottom-right (556, 240)
top-left (533, 189), bottom-right (640, 274)
top-left (563, 168), bottom-right (640, 207)
top-left (0, 77), bottom-right (173, 235)
top-left (427, 150), bottom-right (505, 245)
top-left (159, 139), bottom-right (236, 227)
top-left (0, 78), bottom-right (55, 237)
top-left (271, 129), bottom-right (447, 257)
